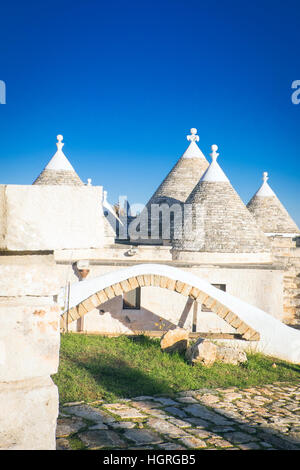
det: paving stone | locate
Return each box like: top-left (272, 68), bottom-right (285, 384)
top-left (153, 397), bottom-right (178, 406)
top-left (78, 430), bottom-right (127, 449)
top-left (176, 397), bottom-right (199, 404)
top-left (64, 404), bottom-right (115, 424)
top-left (103, 404), bottom-right (146, 419)
top-left (238, 443), bottom-right (262, 450)
top-left (88, 423), bottom-right (109, 430)
top-left (207, 438), bottom-right (233, 448)
top-left (178, 391), bottom-right (197, 397)
top-left (188, 429), bottom-right (213, 439)
top-left (158, 443), bottom-right (187, 450)
top-left (184, 404), bottom-right (232, 425)
top-left (58, 381), bottom-right (300, 451)
top-left (257, 432), bottom-right (300, 450)
top-left (238, 424), bottom-right (259, 434)
top-left (146, 408), bottom-right (170, 419)
top-left (147, 418), bottom-right (189, 438)
top-left (123, 428), bottom-right (163, 445)
top-left (63, 401), bottom-right (85, 407)
top-left (56, 438), bottom-right (72, 450)
top-left (130, 401), bottom-right (162, 411)
top-left (210, 426), bottom-right (236, 433)
top-left (179, 436), bottom-right (207, 449)
top-left (222, 392), bottom-right (243, 401)
top-left (56, 417), bottom-right (86, 437)
top-left (186, 417), bottom-right (212, 428)
top-left (197, 394), bottom-right (220, 405)
top-left (168, 417), bottom-right (192, 428)
top-left (130, 446), bottom-right (155, 450)
top-left (133, 396), bottom-right (156, 401)
top-left (164, 406), bottom-right (187, 419)
top-left (110, 421), bottom-right (137, 429)
top-left (223, 432), bottom-right (258, 444)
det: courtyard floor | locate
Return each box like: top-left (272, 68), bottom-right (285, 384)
top-left (56, 381), bottom-right (300, 450)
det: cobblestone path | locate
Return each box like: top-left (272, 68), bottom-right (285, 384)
top-left (56, 381), bottom-right (300, 450)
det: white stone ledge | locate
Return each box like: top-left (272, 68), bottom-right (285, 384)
top-left (171, 251), bottom-right (273, 264)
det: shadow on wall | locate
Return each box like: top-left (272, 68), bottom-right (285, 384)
top-left (90, 296), bottom-right (196, 333)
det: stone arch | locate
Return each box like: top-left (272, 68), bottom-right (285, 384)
top-left (60, 266), bottom-right (260, 341)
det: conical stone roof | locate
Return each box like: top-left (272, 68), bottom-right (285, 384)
top-left (172, 145), bottom-right (271, 253)
top-left (247, 172), bottom-right (300, 235)
top-left (33, 135), bottom-right (83, 186)
top-left (141, 128), bottom-right (209, 240)
top-left (146, 128), bottom-right (209, 207)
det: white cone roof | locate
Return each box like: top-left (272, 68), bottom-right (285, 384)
top-left (33, 135), bottom-right (83, 186)
top-left (247, 172), bottom-right (300, 235)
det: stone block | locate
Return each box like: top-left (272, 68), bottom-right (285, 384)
top-left (160, 327), bottom-right (189, 353)
top-left (0, 255), bottom-right (62, 297)
top-left (186, 338), bottom-right (218, 367)
top-left (0, 376), bottom-right (58, 450)
top-left (0, 185), bottom-right (105, 251)
top-left (0, 302), bottom-right (60, 382)
top-left (215, 346), bottom-right (247, 365)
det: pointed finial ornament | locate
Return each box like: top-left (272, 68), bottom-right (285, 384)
top-left (187, 128), bottom-right (200, 142)
top-left (263, 171), bottom-right (269, 183)
top-left (56, 134), bottom-right (64, 151)
top-left (210, 144), bottom-right (219, 162)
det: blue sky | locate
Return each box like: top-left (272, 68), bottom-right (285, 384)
top-left (0, 0), bottom-right (299, 224)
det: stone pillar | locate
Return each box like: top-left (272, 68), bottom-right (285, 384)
top-left (0, 255), bottom-right (61, 449)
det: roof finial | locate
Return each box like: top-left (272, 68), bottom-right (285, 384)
top-left (187, 128), bottom-right (199, 142)
top-left (210, 144), bottom-right (219, 162)
top-left (263, 171), bottom-right (269, 183)
top-left (56, 134), bottom-right (64, 151)
top-left (87, 178), bottom-right (92, 186)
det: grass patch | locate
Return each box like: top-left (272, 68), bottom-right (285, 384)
top-left (52, 333), bottom-right (300, 404)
